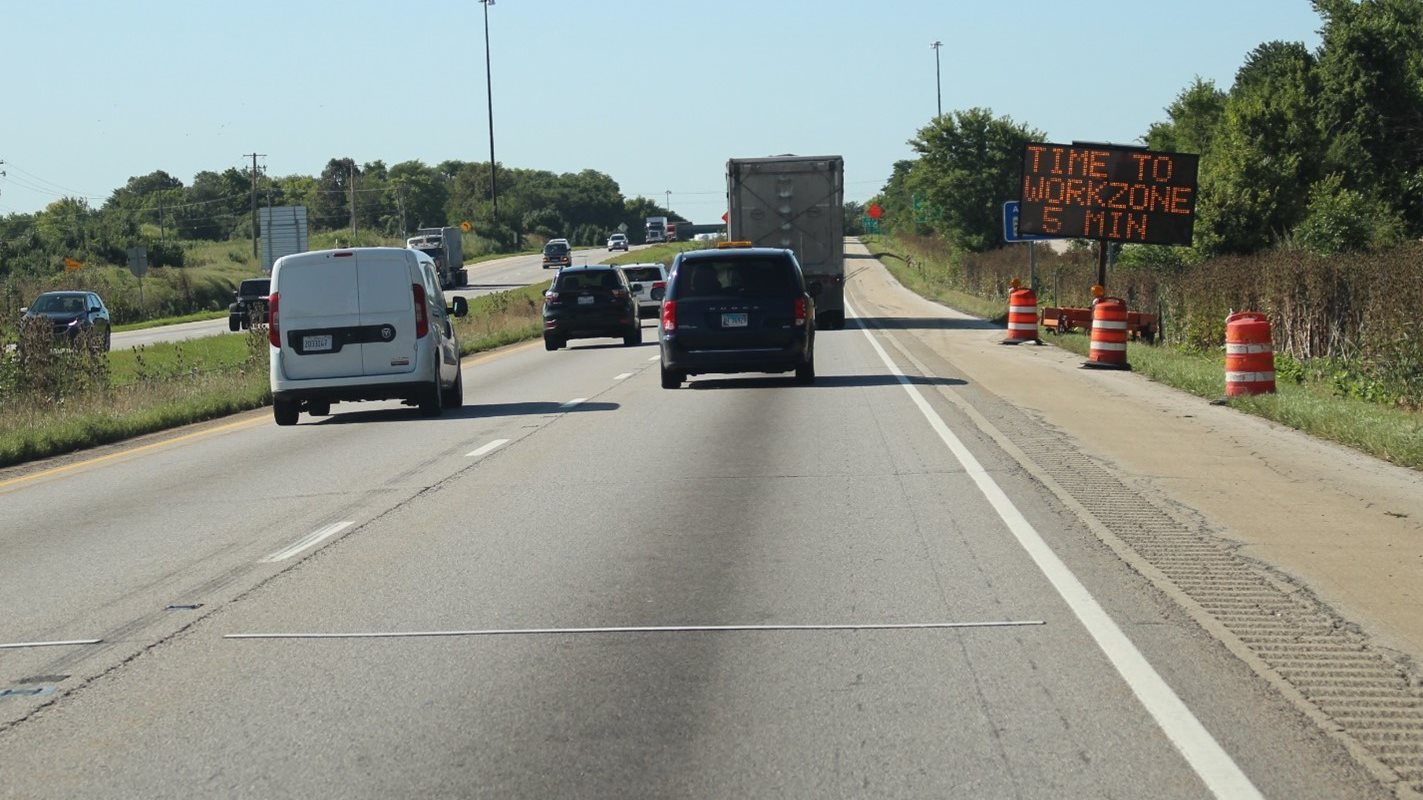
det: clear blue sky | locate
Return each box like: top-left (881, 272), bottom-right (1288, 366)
top-left (0, 0), bottom-right (1324, 223)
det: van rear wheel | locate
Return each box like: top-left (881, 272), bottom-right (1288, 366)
top-left (442, 369), bottom-right (464, 409)
top-left (418, 379), bottom-right (444, 417)
top-left (273, 399), bottom-right (300, 426)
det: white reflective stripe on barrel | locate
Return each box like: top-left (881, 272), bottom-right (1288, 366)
top-left (1008, 322), bottom-right (1038, 331)
top-left (1226, 371), bottom-right (1275, 383)
top-left (1093, 320), bottom-right (1128, 330)
top-left (1009, 305), bottom-right (1037, 314)
top-left (1226, 343), bottom-right (1273, 354)
top-left (1091, 341), bottom-right (1128, 351)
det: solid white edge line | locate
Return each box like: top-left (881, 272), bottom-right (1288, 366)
top-left (560, 398), bottom-right (586, 409)
top-left (845, 299), bottom-right (1263, 800)
top-left (0, 639), bottom-right (102, 650)
top-left (465, 438), bottom-right (510, 459)
top-left (613, 372), bottom-right (633, 381)
top-left (648, 355), bottom-right (660, 362)
top-left (225, 620), bottom-right (1045, 639)
top-left (260, 521), bottom-right (355, 563)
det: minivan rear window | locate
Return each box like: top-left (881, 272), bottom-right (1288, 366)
top-left (673, 258), bottom-right (796, 298)
top-left (544, 242), bottom-right (570, 256)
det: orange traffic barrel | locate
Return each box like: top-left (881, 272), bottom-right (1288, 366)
top-left (1002, 287), bottom-right (1039, 344)
top-left (1084, 296), bottom-right (1130, 369)
top-left (1225, 312), bottom-right (1275, 396)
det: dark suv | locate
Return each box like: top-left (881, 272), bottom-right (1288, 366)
top-left (542, 265), bottom-right (642, 350)
top-left (228, 278), bottom-right (271, 331)
top-left (658, 246), bottom-right (817, 388)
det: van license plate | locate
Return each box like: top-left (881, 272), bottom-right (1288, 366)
top-left (302, 334), bottom-right (333, 352)
top-left (722, 313), bottom-right (748, 328)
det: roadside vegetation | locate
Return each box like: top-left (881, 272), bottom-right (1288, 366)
top-left (863, 234), bottom-right (1423, 471)
top-left (0, 281), bottom-right (553, 468)
top-left (853, 3), bottom-right (1423, 471)
top-left (603, 241), bottom-right (704, 267)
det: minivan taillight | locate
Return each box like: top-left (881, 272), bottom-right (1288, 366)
top-left (661, 299), bottom-right (677, 332)
top-left (413, 283), bottom-right (429, 338)
top-left (793, 297), bottom-right (807, 326)
top-left (267, 291), bottom-right (280, 347)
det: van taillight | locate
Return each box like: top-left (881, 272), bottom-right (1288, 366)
top-left (661, 299), bottom-right (677, 332)
top-left (413, 283), bottom-right (428, 338)
top-left (267, 292), bottom-right (280, 347)
top-left (793, 297), bottom-right (807, 326)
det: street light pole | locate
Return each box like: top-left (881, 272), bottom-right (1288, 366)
top-left (481, 0), bottom-right (498, 238)
top-left (930, 41), bottom-right (942, 118)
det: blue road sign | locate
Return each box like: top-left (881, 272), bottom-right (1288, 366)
top-left (1003, 201), bottom-right (1055, 243)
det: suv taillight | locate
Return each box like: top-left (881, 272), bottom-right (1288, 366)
top-left (793, 297), bottom-right (807, 326)
top-left (652, 281), bottom-right (666, 291)
top-left (267, 291), bottom-right (280, 347)
top-left (661, 299), bottom-right (677, 332)
top-left (413, 283), bottom-right (428, 338)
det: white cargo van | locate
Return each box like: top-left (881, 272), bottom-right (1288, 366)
top-left (268, 247), bottom-right (468, 425)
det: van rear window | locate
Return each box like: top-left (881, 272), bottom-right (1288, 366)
top-left (674, 258), bottom-right (796, 298)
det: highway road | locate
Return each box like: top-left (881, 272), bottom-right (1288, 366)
top-left (109, 244), bottom-right (631, 350)
top-left (0, 256), bottom-right (1390, 798)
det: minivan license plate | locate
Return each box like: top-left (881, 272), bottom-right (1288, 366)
top-left (302, 334), bottom-right (333, 352)
top-left (722, 313), bottom-right (748, 328)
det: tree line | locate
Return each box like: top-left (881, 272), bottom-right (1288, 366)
top-left (872, 0), bottom-right (1423, 261)
top-left (0, 159), bottom-right (682, 276)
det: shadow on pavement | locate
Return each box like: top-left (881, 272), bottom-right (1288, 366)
top-left (688, 374), bottom-right (965, 390)
top-left (311, 400), bottom-right (619, 424)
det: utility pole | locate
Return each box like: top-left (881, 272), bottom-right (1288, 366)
top-left (158, 199), bottom-right (165, 242)
top-left (665, 190), bottom-right (670, 213)
top-left (930, 41), bottom-right (942, 118)
top-left (481, 0), bottom-right (498, 239)
top-left (349, 163), bottom-right (358, 237)
top-left (244, 152), bottom-right (265, 258)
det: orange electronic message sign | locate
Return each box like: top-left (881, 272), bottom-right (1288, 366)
top-left (1018, 142), bottom-right (1199, 246)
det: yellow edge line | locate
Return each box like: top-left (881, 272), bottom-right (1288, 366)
top-left (0, 417), bottom-right (267, 492)
top-left (0, 337), bottom-right (541, 492)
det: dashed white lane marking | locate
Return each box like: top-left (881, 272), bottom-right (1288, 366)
top-left (613, 373), bottom-right (633, 381)
top-left (847, 299), bottom-right (1263, 800)
top-left (260, 521), bottom-right (355, 563)
top-left (560, 398), bottom-right (586, 409)
top-left (226, 620), bottom-right (1045, 640)
top-left (0, 639), bottom-right (102, 650)
top-left (465, 439), bottom-right (510, 459)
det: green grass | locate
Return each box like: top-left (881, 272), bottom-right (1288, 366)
top-left (453, 282), bottom-right (550, 355)
top-left (859, 235), bottom-right (1423, 471)
top-left (108, 333), bottom-right (260, 386)
top-left (112, 310), bottom-right (228, 332)
top-left (603, 241), bottom-right (703, 267)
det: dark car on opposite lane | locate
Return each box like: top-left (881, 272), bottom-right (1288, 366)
top-left (542, 265), bottom-right (642, 350)
top-left (21, 290), bottom-right (112, 351)
top-left (658, 245), bottom-right (817, 388)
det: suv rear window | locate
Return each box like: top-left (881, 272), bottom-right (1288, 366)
top-left (622, 267), bottom-right (662, 282)
top-left (556, 270), bottom-right (622, 291)
top-left (240, 279), bottom-right (270, 295)
top-left (674, 257), bottom-right (797, 298)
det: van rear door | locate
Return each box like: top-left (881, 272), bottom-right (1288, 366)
top-left (357, 250), bottom-right (419, 377)
top-left (273, 251), bottom-right (364, 381)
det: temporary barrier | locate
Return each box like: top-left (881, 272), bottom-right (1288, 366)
top-left (1002, 287), bottom-right (1039, 344)
top-left (1084, 297), bottom-right (1130, 369)
top-left (1225, 312), bottom-right (1275, 396)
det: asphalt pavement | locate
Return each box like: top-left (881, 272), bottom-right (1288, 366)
top-left (0, 270), bottom-right (1390, 798)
